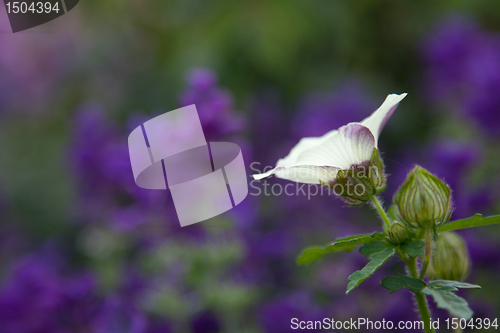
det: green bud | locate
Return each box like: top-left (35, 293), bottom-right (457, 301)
top-left (388, 222), bottom-right (411, 244)
top-left (428, 232), bottom-right (471, 282)
top-left (336, 167), bottom-right (373, 206)
top-left (393, 166), bottom-right (452, 230)
top-left (332, 148), bottom-right (388, 206)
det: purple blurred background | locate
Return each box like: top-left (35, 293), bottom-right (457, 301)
top-left (1, 2), bottom-right (500, 332)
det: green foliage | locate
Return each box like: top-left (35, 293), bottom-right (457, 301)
top-left (346, 242), bottom-right (396, 294)
top-left (381, 274), bottom-right (426, 294)
top-left (400, 239), bottom-right (425, 257)
top-left (428, 280), bottom-right (481, 291)
top-left (420, 280), bottom-right (481, 320)
top-left (296, 232), bottom-right (385, 265)
top-left (423, 287), bottom-right (474, 320)
top-left (359, 240), bottom-right (393, 257)
top-left (387, 205), bottom-right (402, 223)
top-left (438, 214), bottom-right (500, 233)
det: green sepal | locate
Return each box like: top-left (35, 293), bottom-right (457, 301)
top-left (400, 239), bottom-right (425, 257)
top-left (437, 214), bottom-right (500, 233)
top-left (381, 274), bottom-right (427, 294)
top-left (346, 242), bottom-right (396, 294)
top-left (423, 287), bottom-right (474, 319)
top-left (336, 169), bottom-right (373, 205)
top-left (370, 148), bottom-right (387, 193)
top-left (296, 232), bottom-right (385, 265)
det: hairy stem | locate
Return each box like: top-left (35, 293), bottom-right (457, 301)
top-left (370, 196), bottom-right (433, 332)
top-left (408, 257), bottom-right (435, 333)
top-left (407, 257), bottom-right (434, 333)
top-left (419, 228), bottom-right (432, 280)
top-left (371, 196), bottom-right (392, 230)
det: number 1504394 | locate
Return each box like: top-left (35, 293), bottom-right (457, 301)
top-left (5, 2), bottom-right (60, 14)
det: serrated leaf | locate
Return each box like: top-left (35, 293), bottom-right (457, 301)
top-left (438, 214), bottom-right (500, 233)
top-left (297, 232), bottom-right (384, 265)
top-left (346, 246), bottom-right (396, 294)
top-left (381, 274), bottom-right (427, 294)
top-left (359, 240), bottom-right (394, 257)
top-left (423, 287), bottom-right (474, 319)
top-left (400, 239), bottom-right (425, 257)
top-left (428, 280), bottom-right (481, 290)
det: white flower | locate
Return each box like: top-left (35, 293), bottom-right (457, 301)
top-left (253, 93), bottom-right (407, 185)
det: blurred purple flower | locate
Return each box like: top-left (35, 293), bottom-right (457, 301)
top-left (249, 91), bottom-right (291, 168)
top-left (179, 68), bottom-right (244, 141)
top-left (70, 105), bottom-right (165, 231)
top-left (70, 69), bottom-right (247, 235)
top-left (293, 82), bottom-right (376, 138)
top-left (190, 310), bottom-right (221, 333)
top-left (259, 293), bottom-right (326, 333)
top-left (427, 140), bottom-right (478, 190)
top-left (0, 254), bottom-right (100, 333)
top-left (422, 15), bottom-right (500, 135)
top-left (95, 298), bottom-right (148, 333)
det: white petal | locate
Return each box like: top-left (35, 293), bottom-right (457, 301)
top-left (296, 123), bottom-right (375, 169)
top-left (252, 93), bottom-right (406, 183)
top-left (360, 93), bottom-right (407, 144)
top-left (253, 124), bottom-right (375, 184)
top-left (276, 166), bottom-right (340, 184)
top-left (252, 128), bottom-right (339, 181)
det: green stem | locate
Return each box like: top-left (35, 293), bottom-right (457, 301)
top-left (419, 228), bottom-right (432, 280)
top-left (371, 196), bottom-right (392, 230)
top-left (407, 257), bottom-right (435, 333)
top-left (370, 196), bottom-right (433, 333)
top-left (453, 318), bottom-right (463, 333)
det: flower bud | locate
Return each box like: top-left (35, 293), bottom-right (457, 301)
top-left (393, 166), bottom-right (452, 230)
top-left (335, 167), bottom-right (373, 206)
top-left (428, 232), bottom-right (471, 282)
top-left (388, 222), bottom-right (411, 244)
top-left (331, 148), bottom-right (388, 206)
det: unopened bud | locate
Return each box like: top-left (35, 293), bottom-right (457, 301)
top-left (336, 167), bottom-right (373, 206)
top-left (428, 232), bottom-right (471, 282)
top-left (332, 148), bottom-right (388, 206)
top-left (393, 166), bottom-right (452, 230)
top-left (388, 222), bottom-right (411, 244)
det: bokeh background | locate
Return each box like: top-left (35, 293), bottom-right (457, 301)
top-left (1, 1), bottom-right (500, 332)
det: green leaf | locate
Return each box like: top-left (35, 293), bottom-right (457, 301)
top-left (381, 274), bottom-right (427, 294)
top-left (359, 240), bottom-right (393, 257)
top-left (387, 205), bottom-right (402, 222)
top-left (423, 287), bottom-right (474, 319)
top-left (346, 244), bottom-right (396, 294)
top-left (428, 280), bottom-right (481, 290)
top-left (400, 239), bottom-right (425, 257)
top-left (297, 232), bottom-right (384, 265)
top-left (438, 214), bottom-right (500, 233)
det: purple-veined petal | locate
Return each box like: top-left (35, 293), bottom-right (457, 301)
top-left (296, 123), bottom-right (375, 169)
top-left (252, 93), bottom-right (407, 183)
top-left (253, 124), bottom-right (375, 184)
